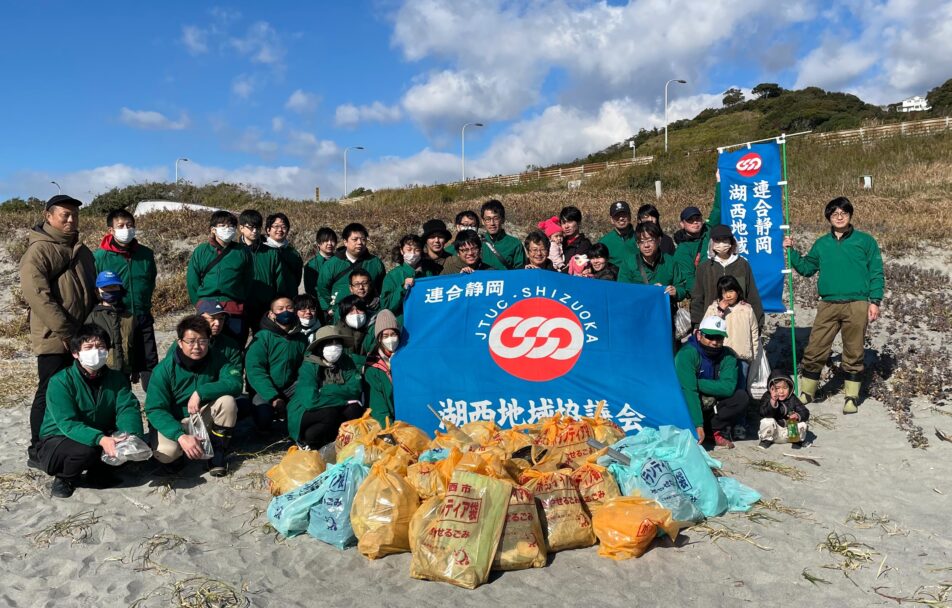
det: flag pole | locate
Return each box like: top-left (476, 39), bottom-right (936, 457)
top-left (779, 134), bottom-right (800, 394)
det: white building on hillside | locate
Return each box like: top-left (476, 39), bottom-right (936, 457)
top-left (900, 96), bottom-right (931, 112)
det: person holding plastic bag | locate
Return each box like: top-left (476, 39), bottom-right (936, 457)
top-left (36, 324), bottom-right (144, 498)
top-left (674, 316), bottom-right (748, 449)
top-left (758, 371), bottom-right (810, 449)
top-left (286, 326), bottom-right (365, 449)
top-left (362, 309), bottom-right (399, 426)
top-left (145, 315), bottom-right (242, 477)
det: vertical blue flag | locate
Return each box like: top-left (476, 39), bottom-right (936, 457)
top-left (718, 142), bottom-right (786, 312)
top-left (391, 270), bottom-right (696, 437)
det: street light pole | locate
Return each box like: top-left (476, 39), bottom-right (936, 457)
top-left (50, 181), bottom-right (62, 194)
top-left (175, 157), bottom-right (189, 183)
top-left (461, 122), bottom-right (484, 181)
top-left (343, 146), bottom-right (364, 198)
top-left (664, 79), bottom-right (687, 153)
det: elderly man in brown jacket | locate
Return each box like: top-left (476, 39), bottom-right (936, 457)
top-left (20, 194), bottom-right (97, 464)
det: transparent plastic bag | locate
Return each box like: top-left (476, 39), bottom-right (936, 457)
top-left (188, 413), bottom-right (214, 460)
top-left (101, 433), bottom-right (153, 466)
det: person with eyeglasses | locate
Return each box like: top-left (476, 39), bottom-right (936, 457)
top-left (237, 209), bottom-right (279, 339)
top-left (479, 199), bottom-right (525, 270)
top-left (316, 222), bottom-right (385, 322)
top-left (444, 210), bottom-right (481, 256)
top-left (618, 222), bottom-right (687, 303)
top-left (783, 196), bottom-right (884, 414)
top-left (443, 229), bottom-right (492, 274)
top-left (348, 268), bottom-right (381, 315)
top-left (145, 315), bottom-right (242, 477)
top-left (263, 212), bottom-right (303, 300)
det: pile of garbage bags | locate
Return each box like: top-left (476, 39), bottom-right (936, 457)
top-left (266, 409), bottom-right (760, 590)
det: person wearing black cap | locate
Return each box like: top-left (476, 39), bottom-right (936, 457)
top-left (597, 200), bottom-right (637, 268)
top-left (672, 189), bottom-right (722, 293)
top-left (197, 299), bottom-right (244, 373)
top-left (422, 219), bottom-right (452, 271)
top-left (690, 224), bottom-right (764, 329)
top-left (20, 194), bottom-right (98, 466)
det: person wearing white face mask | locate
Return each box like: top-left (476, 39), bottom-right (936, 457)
top-left (690, 224), bottom-right (764, 330)
top-left (186, 211), bottom-right (253, 339)
top-left (287, 326), bottom-right (365, 449)
top-left (333, 295), bottom-right (374, 356)
top-left (293, 294), bottom-right (321, 343)
top-left (94, 208), bottom-right (159, 390)
top-left (36, 324), bottom-right (144, 499)
top-left (362, 310), bottom-right (400, 426)
top-left (381, 234), bottom-right (438, 319)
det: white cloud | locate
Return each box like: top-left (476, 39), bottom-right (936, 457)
top-left (285, 89), bottom-right (320, 113)
top-left (231, 74), bottom-right (256, 99)
top-left (118, 108), bottom-right (190, 130)
top-left (0, 164), bottom-right (168, 203)
top-left (334, 101), bottom-right (403, 127)
top-left (271, 116), bottom-right (285, 132)
top-left (794, 40), bottom-right (879, 91)
top-left (230, 21), bottom-right (286, 67)
top-left (180, 25), bottom-right (208, 54)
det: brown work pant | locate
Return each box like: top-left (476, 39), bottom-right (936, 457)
top-left (801, 300), bottom-right (868, 376)
top-left (154, 396), bottom-right (238, 463)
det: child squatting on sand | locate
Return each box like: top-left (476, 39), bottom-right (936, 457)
top-left (758, 370), bottom-right (810, 449)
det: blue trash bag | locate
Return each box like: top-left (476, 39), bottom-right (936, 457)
top-left (718, 477), bottom-right (761, 513)
top-left (267, 467), bottom-right (334, 538)
top-left (602, 426), bottom-right (729, 518)
top-left (418, 448), bottom-right (450, 463)
top-left (306, 457), bottom-right (370, 549)
top-left (609, 457), bottom-right (705, 523)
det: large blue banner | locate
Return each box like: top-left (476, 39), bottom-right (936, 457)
top-left (391, 270), bottom-right (696, 437)
top-left (718, 142), bottom-right (786, 312)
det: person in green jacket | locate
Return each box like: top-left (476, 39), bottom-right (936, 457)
top-left (94, 208), bottom-right (159, 389)
top-left (479, 199), bottom-right (525, 270)
top-left (674, 316), bottom-right (747, 449)
top-left (303, 227), bottom-right (338, 311)
top-left (672, 188), bottom-right (721, 293)
top-left (381, 234), bottom-right (438, 317)
top-left (618, 222), bottom-right (687, 302)
top-left (443, 230), bottom-right (493, 274)
top-left (263, 212), bottom-right (303, 298)
top-left (287, 325), bottom-right (365, 447)
top-left (598, 200), bottom-right (637, 268)
top-left (36, 324), bottom-right (144, 498)
top-left (145, 315), bottom-right (242, 477)
top-left (422, 219), bottom-right (452, 271)
top-left (197, 300), bottom-right (245, 373)
top-left (348, 268), bottom-right (381, 314)
top-left (444, 210), bottom-right (481, 256)
top-left (86, 271), bottom-right (135, 376)
top-left (316, 222), bottom-right (385, 321)
top-left (362, 309), bottom-right (399, 426)
top-left (783, 197), bottom-right (884, 414)
top-left (334, 295), bottom-right (374, 357)
top-left (186, 211), bottom-right (253, 338)
top-left (246, 296), bottom-right (309, 433)
top-left (238, 209), bottom-right (279, 338)
top-left (293, 293), bottom-right (321, 344)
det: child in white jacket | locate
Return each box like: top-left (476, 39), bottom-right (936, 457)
top-left (705, 275), bottom-right (760, 386)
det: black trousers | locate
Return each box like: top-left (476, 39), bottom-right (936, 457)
top-left (30, 354), bottom-right (73, 447)
top-left (36, 436), bottom-right (101, 481)
top-left (132, 313), bottom-right (159, 390)
top-left (299, 403), bottom-right (366, 449)
top-left (708, 388), bottom-right (750, 433)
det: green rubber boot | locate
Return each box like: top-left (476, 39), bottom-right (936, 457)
top-left (798, 376), bottom-right (819, 405)
top-left (843, 380), bottom-right (861, 414)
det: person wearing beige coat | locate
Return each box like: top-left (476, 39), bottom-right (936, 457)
top-left (704, 275), bottom-right (760, 389)
top-left (20, 195), bottom-right (97, 461)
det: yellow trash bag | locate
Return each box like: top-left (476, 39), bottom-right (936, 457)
top-left (336, 409), bottom-right (382, 457)
top-left (410, 471), bottom-right (512, 589)
top-left (492, 485), bottom-right (547, 571)
top-left (408, 495), bottom-right (444, 553)
top-left (337, 433), bottom-right (388, 465)
top-left (583, 401), bottom-right (626, 446)
top-left (495, 428), bottom-right (534, 457)
top-left (376, 419), bottom-right (431, 456)
top-left (570, 450), bottom-right (621, 514)
top-left (351, 461), bottom-right (421, 559)
top-left (535, 414), bottom-right (596, 470)
top-left (592, 496), bottom-right (680, 560)
top-left (459, 420), bottom-right (499, 445)
top-left (406, 448), bottom-right (463, 499)
top-left (520, 469), bottom-right (595, 552)
top-left (266, 446), bottom-right (326, 496)
top-left (455, 449), bottom-right (512, 481)
top-left (428, 419), bottom-right (477, 452)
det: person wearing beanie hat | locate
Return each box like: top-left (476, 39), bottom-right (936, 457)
top-left (537, 217), bottom-right (565, 270)
top-left (421, 219), bottom-right (452, 270)
top-left (362, 309), bottom-right (400, 426)
top-left (286, 325), bottom-right (364, 448)
top-left (21, 193), bottom-right (98, 465)
top-left (85, 271), bottom-right (135, 377)
top-left (674, 315), bottom-right (748, 449)
top-left (757, 370), bottom-right (810, 449)
top-left (690, 224), bottom-right (764, 331)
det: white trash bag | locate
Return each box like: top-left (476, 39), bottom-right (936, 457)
top-left (188, 414), bottom-right (215, 460)
top-left (101, 433), bottom-right (153, 466)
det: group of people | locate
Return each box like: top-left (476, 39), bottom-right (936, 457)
top-left (19, 188), bottom-right (883, 498)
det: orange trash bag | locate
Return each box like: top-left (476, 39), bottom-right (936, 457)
top-left (266, 446), bottom-right (326, 496)
top-left (406, 448), bottom-right (463, 499)
top-left (520, 469), bottom-right (595, 552)
top-left (409, 471), bottom-right (512, 589)
top-left (337, 432), bottom-right (388, 465)
top-left (592, 496), bottom-right (680, 560)
top-left (492, 485), bottom-right (547, 571)
top-left (570, 450), bottom-right (621, 514)
top-left (335, 409), bottom-right (382, 457)
top-left (459, 420), bottom-right (499, 445)
top-left (409, 495), bottom-right (444, 553)
top-left (535, 414), bottom-right (596, 470)
top-left (350, 461), bottom-right (421, 559)
top-left (584, 401), bottom-right (626, 446)
top-left (376, 419), bottom-right (431, 456)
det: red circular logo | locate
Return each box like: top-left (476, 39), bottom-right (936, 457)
top-left (735, 152), bottom-right (763, 178)
top-left (488, 298), bottom-right (585, 382)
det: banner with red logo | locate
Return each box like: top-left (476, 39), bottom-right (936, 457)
top-left (391, 270), bottom-right (696, 437)
top-left (718, 142), bottom-right (786, 312)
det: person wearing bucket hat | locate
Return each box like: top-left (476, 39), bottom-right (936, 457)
top-left (286, 325), bottom-right (365, 447)
top-left (757, 370), bottom-right (810, 449)
top-left (362, 309), bottom-right (400, 426)
top-left (85, 271), bottom-right (135, 378)
top-left (422, 219), bottom-right (452, 270)
top-left (691, 224), bottom-right (764, 330)
top-left (597, 200), bottom-right (637, 268)
top-left (675, 315), bottom-right (748, 449)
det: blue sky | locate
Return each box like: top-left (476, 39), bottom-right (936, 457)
top-left (1, 0), bottom-right (949, 201)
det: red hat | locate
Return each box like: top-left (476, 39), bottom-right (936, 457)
top-left (536, 216), bottom-right (561, 238)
